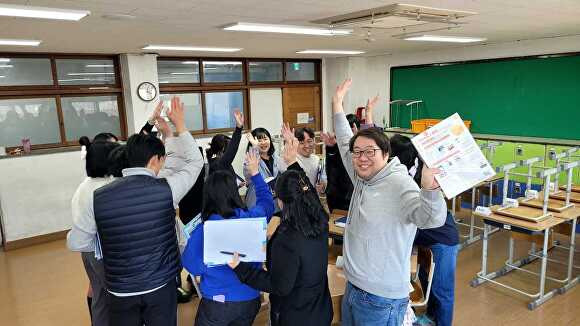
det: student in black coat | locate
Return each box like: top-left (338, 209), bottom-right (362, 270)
top-left (228, 136), bottom-right (333, 326)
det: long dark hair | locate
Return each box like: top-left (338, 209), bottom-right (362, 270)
top-left (201, 170), bottom-right (246, 221)
top-left (107, 145), bottom-right (128, 177)
top-left (246, 127), bottom-right (275, 157)
top-left (206, 134), bottom-right (231, 160)
top-left (276, 170), bottom-right (328, 238)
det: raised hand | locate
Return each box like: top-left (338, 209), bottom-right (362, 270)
top-left (155, 117), bottom-right (172, 140)
top-left (149, 101), bottom-right (164, 123)
top-left (421, 167), bottom-right (441, 190)
top-left (282, 136), bottom-right (299, 165)
top-left (281, 122), bottom-right (295, 144)
top-left (246, 133), bottom-right (259, 147)
top-left (332, 78), bottom-right (352, 108)
top-left (233, 109), bottom-right (244, 128)
top-left (167, 96), bottom-right (186, 133)
top-left (245, 150), bottom-right (261, 176)
top-left (320, 132), bottom-right (336, 147)
top-left (365, 95), bottom-right (380, 124)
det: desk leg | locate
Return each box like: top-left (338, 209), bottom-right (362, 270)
top-left (558, 218), bottom-right (579, 295)
top-left (469, 187), bottom-right (476, 239)
top-left (508, 236), bottom-right (515, 265)
top-left (528, 227), bottom-right (557, 310)
top-left (471, 224), bottom-right (490, 287)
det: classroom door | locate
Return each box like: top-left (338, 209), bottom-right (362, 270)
top-left (282, 86), bottom-right (321, 130)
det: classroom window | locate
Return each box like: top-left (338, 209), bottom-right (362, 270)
top-left (55, 59), bottom-right (116, 85)
top-left (61, 95), bottom-right (121, 142)
top-left (202, 61), bottom-right (243, 83)
top-left (205, 91), bottom-right (244, 130)
top-left (157, 60), bottom-right (200, 84)
top-left (0, 57), bottom-right (53, 86)
top-left (0, 97), bottom-right (60, 147)
top-left (286, 62), bottom-right (316, 81)
top-left (159, 93), bottom-right (203, 131)
top-left (249, 61), bottom-right (283, 82)
top-left (0, 54), bottom-right (125, 150)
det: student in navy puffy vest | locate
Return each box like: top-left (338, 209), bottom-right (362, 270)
top-left (94, 96), bottom-right (204, 326)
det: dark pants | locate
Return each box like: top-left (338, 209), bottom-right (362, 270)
top-left (195, 297), bottom-right (261, 326)
top-left (107, 279), bottom-right (177, 326)
top-left (81, 252), bottom-right (109, 326)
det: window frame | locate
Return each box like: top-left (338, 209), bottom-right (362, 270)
top-left (0, 52), bottom-right (126, 151)
top-left (158, 57), bottom-right (321, 136)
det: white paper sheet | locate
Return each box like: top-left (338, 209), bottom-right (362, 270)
top-left (411, 113), bottom-right (495, 199)
top-left (203, 217), bottom-right (267, 266)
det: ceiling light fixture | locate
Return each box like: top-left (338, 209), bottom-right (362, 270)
top-left (0, 39), bottom-right (41, 46)
top-left (0, 4), bottom-right (89, 21)
top-left (0, 58), bottom-right (10, 62)
top-left (223, 22), bottom-right (352, 36)
top-left (296, 50), bottom-right (365, 55)
top-left (143, 45), bottom-right (242, 52)
top-left (0, 64), bottom-right (13, 68)
top-left (403, 35), bottom-right (486, 43)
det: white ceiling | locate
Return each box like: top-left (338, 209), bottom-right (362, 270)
top-left (1, 0), bottom-right (580, 58)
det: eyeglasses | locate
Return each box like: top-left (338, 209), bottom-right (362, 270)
top-left (351, 148), bottom-right (381, 159)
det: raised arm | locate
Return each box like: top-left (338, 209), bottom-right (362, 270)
top-left (401, 167), bottom-right (447, 228)
top-left (245, 151), bottom-right (275, 219)
top-left (332, 79), bottom-right (356, 183)
top-left (158, 96), bottom-right (204, 208)
top-left (215, 110), bottom-right (243, 170)
top-left (140, 101), bottom-right (163, 135)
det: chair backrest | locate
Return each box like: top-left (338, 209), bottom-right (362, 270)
top-left (411, 247), bottom-right (435, 307)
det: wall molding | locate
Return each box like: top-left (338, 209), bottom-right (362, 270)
top-left (3, 229), bottom-right (69, 251)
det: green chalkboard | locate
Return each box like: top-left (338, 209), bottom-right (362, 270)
top-left (390, 54), bottom-right (580, 140)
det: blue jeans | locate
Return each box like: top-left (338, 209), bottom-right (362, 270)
top-left (341, 282), bottom-right (408, 326)
top-left (419, 243), bottom-right (458, 326)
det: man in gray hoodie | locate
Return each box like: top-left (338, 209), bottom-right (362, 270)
top-left (332, 79), bottom-right (447, 326)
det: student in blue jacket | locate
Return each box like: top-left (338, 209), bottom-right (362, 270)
top-left (181, 150), bottom-right (275, 326)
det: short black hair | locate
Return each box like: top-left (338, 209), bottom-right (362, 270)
top-left (126, 133), bottom-right (165, 168)
top-left (389, 134), bottom-right (418, 171)
top-left (83, 140), bottom-right (121, 178)
top-left (294, 127), bottom-right (315, 142)
top-left (107, 145), bottom-right (128, 177)
top-left (201, 170), bottom-right (246, 221)
top-left (93, 132), bottom-right (118, 142)
top-left (346, 114), bottom-right (361, 129)
top-left (246, 127), bottom-right (275, 156)
top-left (349, 127), bottom-right (391, 156)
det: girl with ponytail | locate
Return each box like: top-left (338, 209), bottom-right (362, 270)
top-left (228, 135), bottom-right (333, 326)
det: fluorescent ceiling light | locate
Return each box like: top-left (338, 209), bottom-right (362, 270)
top-left (0, 58), bottom-right (10, 62)
top-left (0, 75), bottom-right (5, 78)
top-left (143, 45), bottom-right (242, 52)
top-left (224, 22), bottom-right (352, 36)
top-left (85, 64), bottom-right (113, 68)
top-left (403, 35), bottom-right (486, 43)
top-left (0, 4), bottom-right (89, 21)
top-left (0, 39), bottom-right (41, 46)
top-left (297, 50), bottom-right (365, 55)
top-left (0, 64), bottom-right (13, 68)
top-left (68, 72), bottom-right (114, 76)
top-left (203, 61), bottom-right (242, 65)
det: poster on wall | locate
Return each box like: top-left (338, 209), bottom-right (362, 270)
top-left (297, 112), bottom-right (309, 124)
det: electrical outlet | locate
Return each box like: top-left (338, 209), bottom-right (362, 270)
top-left (516, 146), bottom-right (523, 156)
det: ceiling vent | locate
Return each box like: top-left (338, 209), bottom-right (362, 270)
top-left (311, 3), bottom-right (476, 29)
